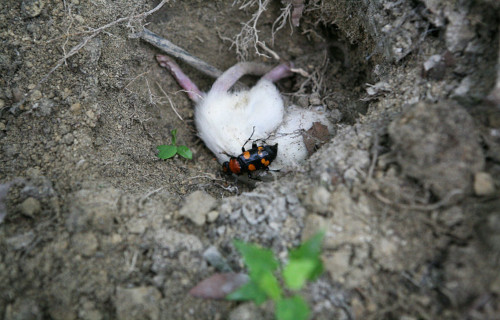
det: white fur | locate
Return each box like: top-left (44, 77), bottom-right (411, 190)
top-left (267, 105), bottom-right (334, 169)
top-left (196, 79), bottom-right (284, 162)
top-left (195, 79), bottom-right (333, 169)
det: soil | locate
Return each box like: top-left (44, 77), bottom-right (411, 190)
top-left (1, 0), bottom-right (499, 319)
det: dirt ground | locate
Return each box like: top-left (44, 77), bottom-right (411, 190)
top-left (1, 0), bottom-right (499, 319)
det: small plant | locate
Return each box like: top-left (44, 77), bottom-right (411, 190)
top-left (157, 129), bottom-right (193, 160)
top-left (227, 231), bottom-right (325, 320)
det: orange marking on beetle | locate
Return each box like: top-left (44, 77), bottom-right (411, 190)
top-left (229, 159), bottom-right (241, 174)
top-left (257, 146), bottom-right (263, 155)
top-left (243, 151), bottom-right (251, 159)
top-left (248, 164), bottom-right (256, 171)
top-left (261, 158), bottom-right (270, 166)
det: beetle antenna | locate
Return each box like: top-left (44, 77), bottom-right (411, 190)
top-left (242, 126), bottom-right (256, 151)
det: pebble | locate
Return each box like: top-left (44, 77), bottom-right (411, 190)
top-left (62, 133), bottom-right (74, 145)
top-left (22, 0), bottom-right (44, 18)
top-left (126, 218), bottom-right (147, 234)
top-left (72, 232), bottom-right (99, 257)
top-left (206, 210), bottom-right (219, 222)
top-left (19, 197), bottom-right (41, 218)
top-left (422, 54), bottom-right (446, 80)
top-left (70, 102), bottom-right (81, 114)
top-left (303, 186), bottom-right (330, 215)
top-left (474, 172), bottom-right (496, 196)
top-left (29, 90), bottom-right (42, 101)
top-left (179, 190), bottom-right (217, 226)
top-left (203, 246), bottom-right (231, 272)
top-left (154, 229), bottom-right (202, 252)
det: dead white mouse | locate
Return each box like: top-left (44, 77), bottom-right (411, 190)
top-left (156, 54), bottom-right (333, 174)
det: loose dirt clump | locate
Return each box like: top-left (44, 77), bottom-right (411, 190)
top-left (1, 0), bottom-right (499, 319)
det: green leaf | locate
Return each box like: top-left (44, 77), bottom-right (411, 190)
top-left (177, 145), bottom-right (193, 159)
top-left (233, 240), bottom-right (279, 276)
top-left (257, 270), bottom-right (282, 301)
top-left (157, 145), bottom-right (177, 159)
top-left (171, 129), bottom-right (177, 145)
top-left (283, 259), bottom-right (317, 290)
top-left (226, 280), bottom-right (268, 305)
top-left (288, 232), bottom-right (325, 281)
top-left (289, 231), bottom-right (325, 261)
top-left (276, 295), bottom-right (310, 320)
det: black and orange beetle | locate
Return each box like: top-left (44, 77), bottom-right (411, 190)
top-left (222, 142), bottom-right (278, 176)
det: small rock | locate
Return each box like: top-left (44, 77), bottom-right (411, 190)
top-left (74, 14), bottom-right (85, 24)
top-left (61, 133), bottom-right (74, 145)
top-left (12, 87), bottom-right (24, 103)
top-left (207, 210), bottom-right (219, 222)
top-left (115, 286), bottom-right (161, 320)
top-left (179, 190), bottom-right (217, 226)
top-left (29, 90), bottom-right (42, 101)
top-left (19, 197), bottom-right (41, 218)
top-left (452, 76), bottom-right (472, 99)
top-left (474, 172), bottom-right (496, 196)
top-left (365, 81), bottom-right (391, 96)
top-left (203, 246), bottom-right (231, 272)
top-left (22, 0), bottom-right (44, 18)
top-left (126, 218), bottom-right (147, 234)
top-left (70, 102), bottom-right (81, 114)
top-left (85, 109), bottom-right (95, 120)
top-left (302, 186), bottom-right (330, 215)
top-left (72, 232), bottom-right (98, 257)
top-left (422, 54), bottom-right (446, 80)
top-left (154, 229), bottom-right (202, 252)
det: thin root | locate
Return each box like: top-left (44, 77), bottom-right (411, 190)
top-left (156, 82), bottom-right (184, 121)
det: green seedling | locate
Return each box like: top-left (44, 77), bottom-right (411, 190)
top-left (227, 231), bottom-right (325, 320)
top-left (157, 129), bottom-right (192, 160)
